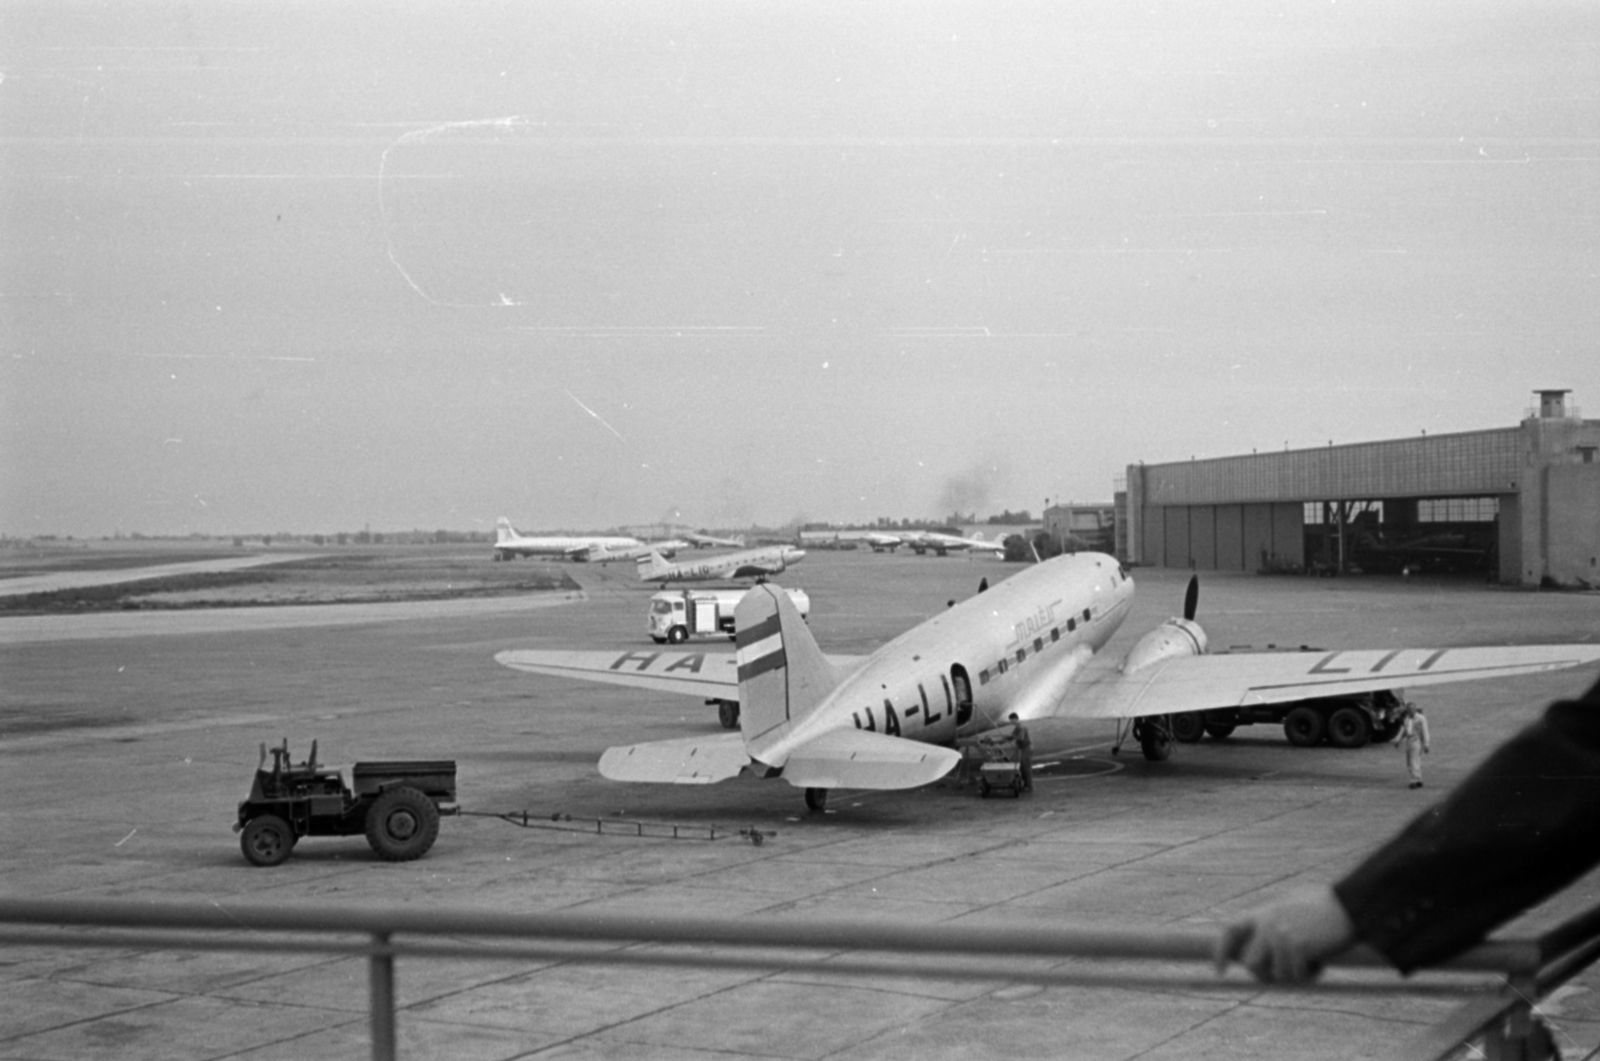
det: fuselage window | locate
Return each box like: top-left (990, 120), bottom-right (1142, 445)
top-left (1050, 628), bottom-right (1060, 642)
top-left (1083, 608), bottom-right (1092, 622)
top-left (1067, 618), bottom-right (1076, 632)
top-left (1015, 649), bottom-right (1026, 664)
top-left (1033, 638), bottom-right (1043, 653)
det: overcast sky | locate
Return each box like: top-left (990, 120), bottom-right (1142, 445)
top-left (2, 1), bottom-right (1596, 537)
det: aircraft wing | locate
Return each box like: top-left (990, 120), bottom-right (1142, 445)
top-left (780, 728), bottom-right (961, 790)
top-left (1064, 644), bottom-right (1600, 720)
top-left (599, 733), bottom-right (750, 784)
top-left (494, 649), bottom-right (866, 701)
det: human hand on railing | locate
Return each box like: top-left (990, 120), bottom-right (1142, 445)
top-left (1214, 884), bottom-right (1356, 983)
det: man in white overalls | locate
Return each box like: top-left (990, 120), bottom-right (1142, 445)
top-left (1394, 702), bottom-right (1431, 789)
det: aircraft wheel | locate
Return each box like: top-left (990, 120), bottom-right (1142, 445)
top-left (1137, 719), bottom-right (1173, 762)
top-left (1171, 711), bottom-right (1205, 743)
top-left (717, 700), bottom-right (740, 729)
top-left (1284, 707), bottom-right (1327, 747)
top-left (240, 815), bottom-right (294, 867)
top-left (1327, 707), bottom-right (1371, 749)
top-left (667, 626), bottom-right (689, 644)
top-left (804, 787), bottom-right (828, 813)
top-left (979, 777), bottom-right (991, 798)
top-left (1203, 721), bottom-right (1237, 739)
top-left (365, 787), bottom-right (440, 862)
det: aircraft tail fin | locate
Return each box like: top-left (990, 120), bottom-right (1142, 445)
top-left (635, 549), bottom-right (672, 580)
top-left (495, 517), bottom-right (516, 545)
top-left (734, 583), bottom-right (842, 747)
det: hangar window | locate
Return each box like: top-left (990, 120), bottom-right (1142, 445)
top-left (1418, 497), bottom-right (1498, 522)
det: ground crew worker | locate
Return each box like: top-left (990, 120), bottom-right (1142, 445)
top-left (1394, 702), bottom-right (1430, 788)
top-left (1007, 712), bottom-right (1033, 792)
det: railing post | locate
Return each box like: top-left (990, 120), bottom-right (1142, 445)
top-left (370, 930), bottom-right (396, 1061)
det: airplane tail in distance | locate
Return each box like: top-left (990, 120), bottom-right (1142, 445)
top-left (734, 584), bottom-right (841, 746)
top-left (635, 550), bottom-right (672, 580)
top-left (495, 517), bottom-right (516, 545)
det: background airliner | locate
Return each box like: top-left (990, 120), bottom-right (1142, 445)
top-left (491, 517), bottom-right (643, 561)
top-left (634, 544), bottom-right (806, 584)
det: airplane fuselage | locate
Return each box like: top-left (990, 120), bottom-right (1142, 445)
top-left (760, 553), bottom-right (1135, 764)
top-left (645, 546), bottom-right (805, 583)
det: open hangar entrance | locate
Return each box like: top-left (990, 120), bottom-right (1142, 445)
top-left (1123, 391), bottom-right (1600, 587)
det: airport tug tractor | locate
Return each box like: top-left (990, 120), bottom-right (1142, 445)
top-left (235, 740), bottom-right (457, 867)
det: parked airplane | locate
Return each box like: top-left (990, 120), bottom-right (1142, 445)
top-left (496, 552), bottom-right (1600, 810)
top-left (583, 540), bottom-right (692, 564)
top-left (903, 529), bottom-right (1007, 556)
top-left (830, 530), bottom-right (904, 552)
top-left (635, 544), bottom-right (806, 584)
top-left (491, 518), bottom-right (643, 561)
top-left (685, 531), bottom-right (747, 549)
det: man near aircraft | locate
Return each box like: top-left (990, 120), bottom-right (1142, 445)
top-left (1217, 675), bottom-right (1600, 984)
top-left (1008, 712), bottom-right (1033, 792)
top-left (1395, 702), bottom-right (1430, 788)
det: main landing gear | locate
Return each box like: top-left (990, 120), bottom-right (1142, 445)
top-left (804, 787), bottom-right (828, 812)
top-left (1113, 716), bottom-right (1175, 762)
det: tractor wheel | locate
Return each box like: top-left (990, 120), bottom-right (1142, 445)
top-left (1284, 707), bottom-right (1327, 747)
top-left (365, 787), bottom-right (440, 862)
top-left (1328, 707), bottom-right (1372, 749)
top-left (1171, 711), bottom-right (1205, 743)
top-left (804, 787), bottom-right (828, 813)
top-left (717, 700), bottom-right (740, 730)
top-left (240, 815), bottom-right (295, 867)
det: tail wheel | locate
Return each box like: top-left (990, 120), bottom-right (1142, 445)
top-left (240, 815), bottom-right (295, 867)
top-left (1284, 706), bottom-right (1327, 747)
top-left (365, 787), bottom-right (440, 862)
top-left (1327, 707), bottom-right (1372, 748)
top-left (717, 700), bottom-right (740, 730)
top-left (804, 787), bottom-right (828, 812)
top-left (1171, 711), bottom-right (1205, 743)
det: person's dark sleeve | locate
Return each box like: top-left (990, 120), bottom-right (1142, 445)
top-left (1333, 674), bottom-right (1600, 973)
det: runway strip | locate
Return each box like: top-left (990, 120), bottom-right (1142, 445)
top-left (0, 591), bottom-right (584, 644)
top-left (0, 554), bottom-right (313, 598)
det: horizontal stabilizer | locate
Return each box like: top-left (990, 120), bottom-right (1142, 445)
top-left (495, 649), bottom-right (739, 699)
top-left (781, 729), bottom-right (960, 791)
top-left (598, 733), bottom-right (750, 784)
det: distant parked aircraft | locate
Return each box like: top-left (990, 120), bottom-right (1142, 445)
top-left (492, 518), bottom-right (643, 561)
top-left (635, 545), bottom-right (805, 583)
top-left (582, 540), bottom-right (691, 564)
top-left (903, 529), bottom-right (1007, 557)
top-left (684, 531), bottom-right (747, 549)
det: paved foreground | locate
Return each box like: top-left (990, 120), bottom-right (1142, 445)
top-left (3, 550), bottom-right (1599, 1059)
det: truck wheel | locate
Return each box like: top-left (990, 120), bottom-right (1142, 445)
top-left (1328, 707), bottom-right (1371, 748)
top-left (1171, 711), bottom-right (1205, 743)
top-left (240, 815), bottom-right (294, 867)
top-left (1284, 706), bottom-right (1327, 747)
top-left (717, 700), bottom-right (740, 729)
top-left (1203, 721), bottom-right (1237, 739)
top-left (667, 626), bottom-right (689, 644)
top-left (804, 787), bottom-right (828, 812)
top-left (365, 787), bottom-right (440, 862)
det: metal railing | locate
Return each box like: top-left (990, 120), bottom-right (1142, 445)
top-left (2, 896), bottom-right (1596, 1061)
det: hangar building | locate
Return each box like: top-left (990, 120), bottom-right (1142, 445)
top-left (1123, 390), bottom-right (1600, 588)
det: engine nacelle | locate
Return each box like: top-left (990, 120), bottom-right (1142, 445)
top-left (1120, 617), bottom-right (1209, 674)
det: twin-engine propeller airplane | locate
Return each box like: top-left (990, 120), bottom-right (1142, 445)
top-left (495, 552), bottom-right (1600, 811)
top-left (635, 544), bottom-right (806, 584)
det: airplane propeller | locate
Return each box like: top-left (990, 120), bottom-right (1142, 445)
top-left (1183, 575), bottom-right (1199, 622)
